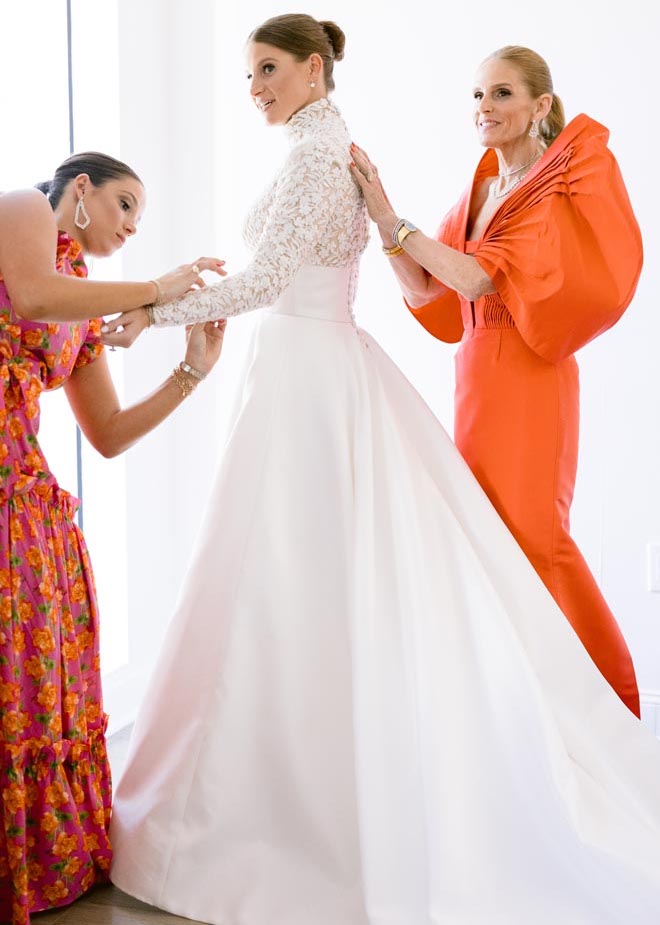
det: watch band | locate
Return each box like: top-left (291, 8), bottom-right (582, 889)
top-left (396, 224), bottom-right (417, 247)
top-left (180, 361), bottom-right (206, 381)
top-left (392, 219), bottom-right (418, 248)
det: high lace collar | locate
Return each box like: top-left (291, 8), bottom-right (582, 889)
top-left (284, 98), bottom-right (345, 143)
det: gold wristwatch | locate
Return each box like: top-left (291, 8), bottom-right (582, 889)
top-left (392, 219), bottom-right (418, 248)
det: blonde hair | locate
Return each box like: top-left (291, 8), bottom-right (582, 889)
top-left (487, 45), bottom-right (565, 144)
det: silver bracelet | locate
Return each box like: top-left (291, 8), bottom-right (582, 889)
top-left (179, 360), bottom-right (206, 381)
top-left (391, 218), bottom-right (406, 246)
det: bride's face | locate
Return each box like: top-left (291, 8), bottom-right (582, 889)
top-left (246, 42), bottom-right (320, 125)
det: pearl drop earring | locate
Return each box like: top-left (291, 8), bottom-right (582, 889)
top-left (310, 81), bottom-right (316, 88)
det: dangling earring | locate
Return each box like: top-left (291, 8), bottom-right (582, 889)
top-left (529, 120), bottom-right (540, 138)
top-left (74, 195), bottom-right (91, 230)
top-left (310, 81), bottom-right (316, 88)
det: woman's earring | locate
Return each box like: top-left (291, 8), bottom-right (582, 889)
top-left (310, 81), bottom-right (316, 88)
top-left (74, 196), bottom-right (91, 230)
top-left (529, 120), bottom-right (540, 138)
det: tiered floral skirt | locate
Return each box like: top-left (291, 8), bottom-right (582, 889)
top-left (0, 485), bottom-right (111, 925)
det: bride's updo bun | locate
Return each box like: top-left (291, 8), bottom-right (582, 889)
top-left (249, 13), bottom-right (346, 91)
top-left (319, 21), bottom-right (345, 63)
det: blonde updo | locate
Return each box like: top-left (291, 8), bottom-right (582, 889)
top-left (248, 13), bottom-right (345, 92)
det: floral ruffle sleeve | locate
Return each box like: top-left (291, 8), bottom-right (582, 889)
top-left (73, 318), bottom-right (104, 371)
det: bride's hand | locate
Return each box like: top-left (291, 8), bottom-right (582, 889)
top-left (149, 257), bottom-right (227, 305)
top-left (349, 144), bottom-right (397, 233)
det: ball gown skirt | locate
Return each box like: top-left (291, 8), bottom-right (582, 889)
top-left (110, 266), bottom-right (660, 924)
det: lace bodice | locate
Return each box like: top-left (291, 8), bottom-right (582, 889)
top-left (154, 99), bottom-right (369, 326)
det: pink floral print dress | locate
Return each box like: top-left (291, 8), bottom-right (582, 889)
top-left (0, 232), bottom-right (111, 924)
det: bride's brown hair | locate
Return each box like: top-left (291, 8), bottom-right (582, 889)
top-left (248, 13), bottom-right (345, 92)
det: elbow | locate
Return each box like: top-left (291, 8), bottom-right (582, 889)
top-left (98, 444), bottom-right (121, 460)
top-left (11, 296), bottom-right (47, 321)
top-left (86, 431), bottom-right (128, 459)
top-left (96, 437), bottom-right (132, 459)
top-left (458, 277), bottom-right (495, 303)
top-left (457, 285), bottom-right (483, 302)
top-left (406, 292), bottom-right (432, 310)
top-left (88, 438), bottom-right (117, 459)
top-left (7, 281), bottom-right (53, 320)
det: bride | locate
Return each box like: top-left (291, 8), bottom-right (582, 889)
top-left (104, 13), bottom-right (660, 925)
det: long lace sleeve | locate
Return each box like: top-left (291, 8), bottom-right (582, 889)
top-left (153, 142), bottom-right (351, 326)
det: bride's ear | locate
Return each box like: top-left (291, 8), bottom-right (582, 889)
top-left (308, 53), bottom-right (323, 85)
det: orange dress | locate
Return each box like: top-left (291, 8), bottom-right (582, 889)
top-left (408, 115), bottom-right (643, 716)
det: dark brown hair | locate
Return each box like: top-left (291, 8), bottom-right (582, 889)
top-left (248, 14), bottom-right (345, 92)
top-left (36, 152), bottom-right (142, 209)
top-left (487, 45), bottom-right (565, 144)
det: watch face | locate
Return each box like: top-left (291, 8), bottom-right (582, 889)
top-left (404, 221), bottom-right (418, 232)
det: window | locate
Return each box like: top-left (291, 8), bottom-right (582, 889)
top-left (3, 0), bottom-right (128, 678)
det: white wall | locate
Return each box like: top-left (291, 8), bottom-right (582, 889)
top-left (109, 0), bottom-right (660, 729)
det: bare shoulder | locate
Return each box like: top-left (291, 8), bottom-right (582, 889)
top-left (0, 189), bottom-right (58, 276)
top-left (0, 188), bottom-right (54, 225)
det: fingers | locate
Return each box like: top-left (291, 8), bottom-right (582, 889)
top-left (350, 144), bottom-right (375, 177)
top-left (194, 257), bottom-right (227, 277)
top-left (101, 314), bottom-right (128, 335)
top-left (187, 319), bottom-right (226, 339)
top-left (208, 319), bottom-right (226, 338)
top-left (349, 162), bottom-right (367, 188)
top-left (101, 329), bottom-right (134, 349)
top-left (351, 142), bottom-right (368, 158)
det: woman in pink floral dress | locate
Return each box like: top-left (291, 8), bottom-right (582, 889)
top-left (0, 152), bottom-right (225, 925)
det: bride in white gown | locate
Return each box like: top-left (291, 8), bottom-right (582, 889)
top-left (104, 14), bottom-right (660, 925)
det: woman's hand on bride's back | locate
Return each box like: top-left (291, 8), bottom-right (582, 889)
top-left (349, 143), bottom-right (396, 227)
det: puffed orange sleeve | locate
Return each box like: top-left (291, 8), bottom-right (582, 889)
top-left (471, 115), bottom-right (642, 363)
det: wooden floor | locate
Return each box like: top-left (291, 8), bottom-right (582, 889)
top-left (33, 883), bottom-right (206, 924)
top-left (30, 726), bottom-right (208, 925)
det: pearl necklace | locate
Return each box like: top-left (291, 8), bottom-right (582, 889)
top-left (491, 153), bottom-right (542, 199)
top-left (499, 152), bottom-right (540, 178)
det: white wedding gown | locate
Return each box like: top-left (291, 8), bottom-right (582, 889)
top-left (110, 99), bottom-right (660, 924)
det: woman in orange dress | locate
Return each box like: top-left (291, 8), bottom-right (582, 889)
top-left (350, 45), bottom-right (642, 716)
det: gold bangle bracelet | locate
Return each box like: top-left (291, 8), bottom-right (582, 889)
top-left (150, 278), bottom-right (165, 305)
top-left (171, 365), bottom-right (197, 398)
top-left (382, 244), bottom-right (404, 258)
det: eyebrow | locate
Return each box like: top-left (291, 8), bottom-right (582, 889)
top-left (119, 190), bottom-right (139, 207)
top-left (248, 56), bottom-right (278, 71)
top-left (472, 82), bottom-right (514, 92)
